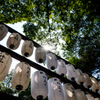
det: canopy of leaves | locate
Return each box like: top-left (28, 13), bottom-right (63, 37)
top-left (0, 0), bottom-right (100, 77)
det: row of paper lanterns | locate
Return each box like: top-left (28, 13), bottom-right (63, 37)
top-left (31, 71), bottom-right (100, 100)
top-left (0, 24), bottom-right (100, 90)
top-left (0, 24), bottom-right (100, 99)
top-left (0, 54), bottom-right (99, 100)
top-left (0, 51), bottom-right (100, 95)
top-left (1, 50), bottom-right (100, 92)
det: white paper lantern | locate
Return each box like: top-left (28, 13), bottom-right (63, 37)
top-left (56, 59), bottom-right (67, 76)
top-left (90, 77), bottom-right (99, 92)
top-left (86, 94), bottom-right (94, 100)
top-left (31, 71), bottom-right (48, 100)
top-left (75, 89), bottom-right (87, 100)
top-left (95, 98), bottom-right (100, 100)
top-left (21, 40), bottom-right (34, 57)
top-left (35, 47), bottom-right (46, 63)
top-left (0, 52), bottom-right (12, 81)
top-left (46, 53), bottom-right (57, 70)
top-left (62, 83), bottom-right (76, 100)
top-left (7, 33), bottom-right (21, 50)
top-left (75, 69), bottom-right (85, 85)
top-left (83, 73), bottom-right (92, 89)
top-left (11, 62), bottom-right (31, 91)
top-left (66, 64), bottom-right (77, 81)
top-left (0, 24), bottom-right (8, 41)
top-left (48, 78), bottom-right (64, 100)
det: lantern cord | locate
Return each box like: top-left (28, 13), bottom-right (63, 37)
top-left (46, 0), bottom-right (51, 42)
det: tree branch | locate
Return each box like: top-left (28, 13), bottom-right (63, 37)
top-left (46, 0), bottom-right (51, 39)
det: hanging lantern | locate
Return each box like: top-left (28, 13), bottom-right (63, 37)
top-left (90, 77), bottom-right (99, 92)
top-left (35, 47), bottom-right (46, 63)
top-left (75, 89), bottom-right (87, 100)
top-left (31, 71), bottom-right (48, 100)
top-left (86, 94), bottom-right (94, 100)
top-left (11, 62), bottom-right (31, 91)
top-left (48, 78), bottom-right (64, 100)
top-left (0, 24), bottom-right (8, 41)
top-left (83, 73), bottom-right (92, 89)
top-left (7, 33), bottom-right (21, 50)
top-left (66, 64), bottom-right (77, 81)
top-left (75, 69), bottom-right (85, 85)
top-left (62, 83), bottom-right (76, 100)
top-left (21, 40), bottom-right (34, 57)
top-left (0, 52), bottom-right (12, 81)
top-left (56, 59), bottom-right (67, 76)
top-left (46, 53), bottom-right (57, 70)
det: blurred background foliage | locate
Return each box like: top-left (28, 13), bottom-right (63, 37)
top-left (0, 0), bottom-right (100, 77)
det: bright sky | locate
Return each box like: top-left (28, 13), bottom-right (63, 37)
top-left (0, 21), bottom-right (43, 77)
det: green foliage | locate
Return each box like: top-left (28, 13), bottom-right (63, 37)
top-left (1, 0), bottom-right (100, 77)
top-left (0, 0), bottom-right (36, 23)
